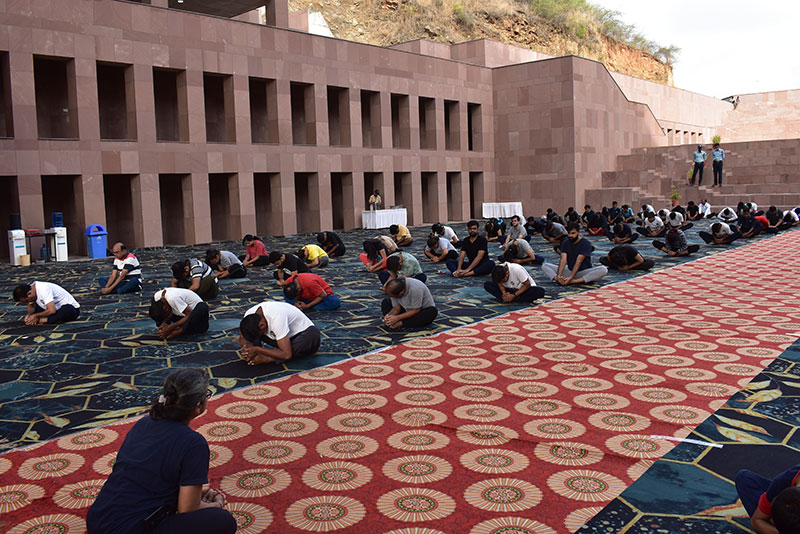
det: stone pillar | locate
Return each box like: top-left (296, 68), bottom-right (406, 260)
top-left (232, 74), bottom-right (250, 144)
top-left (183, 173), bottom-right (212, 244)
top-left (132, 173), bottom-right (163, 248)
top-left (264, 0), bottom-right (289, 28)
top-left (230, 172), bottom-right (256, 240)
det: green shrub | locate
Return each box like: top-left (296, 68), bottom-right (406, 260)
top-left (453, 1), bottom-right (471, 25)
top-left (712, 135), bottom-right (721, 144)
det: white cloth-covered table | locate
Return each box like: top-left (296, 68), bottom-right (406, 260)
top-left (362, 208), bottom-right (407, 229)
top-left (482, 202), bottom-right (524, 218)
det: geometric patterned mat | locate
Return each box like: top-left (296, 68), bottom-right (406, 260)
top-left (0, 220), bottom-right (756, 450)
top-left (0, 229), bottom-right (797, 533)
top-left (579, 338), bottom-right (800, 534)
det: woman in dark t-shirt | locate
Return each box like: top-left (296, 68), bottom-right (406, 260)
top-left (87, 369), bottom-right (236, 534)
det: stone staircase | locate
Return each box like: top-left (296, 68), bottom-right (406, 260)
top-left (585, 138), bottom-right (800, 211)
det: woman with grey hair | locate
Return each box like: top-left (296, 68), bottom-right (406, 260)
top-left (87, 368), bottom-right (236, 534)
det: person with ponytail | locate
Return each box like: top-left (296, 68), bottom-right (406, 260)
top-left (87, 368), bottom-right (236, 534)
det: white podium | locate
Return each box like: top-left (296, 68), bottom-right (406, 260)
top-left (482, 202), bottom-right (524, 218)
top-left (362, 208), bottom-right (407, 229)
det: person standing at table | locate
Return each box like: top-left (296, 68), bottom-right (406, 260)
top-left (369, 189), bottom-right (382, 210)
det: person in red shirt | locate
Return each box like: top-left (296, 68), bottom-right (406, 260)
top-left (240, 235), bottom-right (270, 267)
top-left (736, 464), bottom-right (800, 534)
top-left (282, 273), bottom-right (342, 311)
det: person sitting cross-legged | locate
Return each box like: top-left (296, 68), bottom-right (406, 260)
top-left (779, 209), bottom-right (800, 231)
top-left (269, 251), bottom-right (310, 286)
top-left (499, 239), bottom-right (544, 266)
top-left (283, 272), bottom-right (342, 311)
top-left (86, 368), bottom-right (236, 534)
top-left (524, 216), bottom-right (544, 238)
top-left (432, 222), bottom-right (460, 247)
top-left (446, 220), bottom-right (496, 278)
top-left (636, 212), bottom-right (667, 238)
top-left (599, 245), bottom-right (655, 271)
top-left (653, 227), bottom-right (701, 256)
top-left (171, 259), bottom-right (219, 301)
top-left (13, 281), bottom-right (81, 325)
top-left (699, 222), bottom-right (741, 245)
top-left (541, 223), bottom-right (608, 286)
top-left (686, 201), bottom-right (703, 221)
top-left (738, 207), bottom-right (763, 239)
top-left (620, 204), bottom-right (636, 223)
top-left (380, 278), bottom-right (437, 330)
top-left (238, 301), bottom-right (321, 365)
top-left (735, 462), bottom-right (800, 534)
top-left (360, 238), bottom-right (390, 273)
top-left (585, 212), bottom-right (607, 236)
top-left (205, 249), bottom-right (246, 279)
top-left (317, 231), bottom-right (346, 257)
top-left (607, 222), bottom-right (639, 244)
top-left (718, 206), bottom-right (739, 224)
top-left (502, 215), bottom-right (527, 249)
top-left (484, 263), bottom-right (545, 304)
top-left (667, 210), bottom-right (694, 231)
top-left (99, 242), bottom-right (142, 294)
top-left (542, 220), bottom-right (568, 247)
top-left (148, 288), bottom-right (210, 340)
top-left (378, 252), bottom-right (427, 285)
top-left (484, 219), bottom-right (505, 243)
top-left (298, 244), bottom-right (329, 268)
top-left (424, 235), bottom-right (458, 262)
top-left (390, 224), bottom-right (414, 247)
top-left (240, 234), bottom-right (270, 267)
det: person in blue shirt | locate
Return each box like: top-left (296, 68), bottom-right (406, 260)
top-left (87, 368), bottom-right (236, 534)
top-left (690, 144), bottom-right (707, 186)
top-left (712, 142), bottom-right (725, 186)
top-left (541, 223), bottom-right (608, 285)
top-left (736, 463), bottom-right (800, 534)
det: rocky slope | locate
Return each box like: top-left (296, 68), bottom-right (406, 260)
top-left (289, 0), bottom-right (673, 84)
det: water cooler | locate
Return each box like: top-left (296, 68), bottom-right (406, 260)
top-left (52, 227), bottom-right (68, 261)
top-left (8, 229), bottom-right (27, 265)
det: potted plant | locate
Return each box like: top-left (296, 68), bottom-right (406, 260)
top-left (670, 185), bottom-right (681, 207)
top-left (712, 134), bottom-right (721, 145)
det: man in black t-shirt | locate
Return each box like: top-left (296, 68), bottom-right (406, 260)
top-left (607, 223), bottom-right (639, 244)
top-left (599, 245), bottom-right (654, 271)
top-left (317, 231), bottom-right (346, 257)
top-left (446, 220), bottom-right (496, 277)
top-left (541, 223), bottom-right (608, 285)
top-left (269, 251), bottom-right (310, 285)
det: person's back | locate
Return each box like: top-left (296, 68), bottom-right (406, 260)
top-left (88, 369), bottom-right (235, 534)
top-left (88, 417), bottom-right (208, 534)
top-left (393, 276), bottom-right (435, 310)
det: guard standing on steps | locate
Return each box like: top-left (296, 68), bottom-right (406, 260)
top-left (712, 143), bottom-right (725, 186)
top-left (690, 145), bottom-right (707, 186)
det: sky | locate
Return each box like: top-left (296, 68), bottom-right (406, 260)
top-left (591, 0), bottom-right (800, 98)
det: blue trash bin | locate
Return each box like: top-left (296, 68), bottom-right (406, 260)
top-left (85, 224), bottom-right (108, 259)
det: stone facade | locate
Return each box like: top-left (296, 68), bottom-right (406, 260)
top-left (0, 0), bottom-right (797, 259)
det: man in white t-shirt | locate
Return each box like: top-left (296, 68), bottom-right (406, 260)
top-left (99, 242), bottom-right (142, 294)
top-left (238, 301), bottom-right (321, 365)
top-left (484, 263), bottom-right (545, 303)
top-left (148, 288), bottom-right (209, 339)
top-left (432, 223), bottom-right (459, 246)
top-left (699, 222), bottom-right (741, 245)
top-left (666, 210), bottom-right (693, 231)
top-left (699, 199), bottom-right (713, 218)
top-left (205, 248), bottom-right (246, 279)
top-left (13, 281), bottom-right (80, 325)
top-left (424, 235), bottom-right (457, 262)
top-left (718, 207), bottom-right (738, 224)
top-left (636, 212), bottom-right (666, 238)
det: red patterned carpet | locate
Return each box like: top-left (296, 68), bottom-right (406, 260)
top-left (1, 232), bottom-right (799, 534)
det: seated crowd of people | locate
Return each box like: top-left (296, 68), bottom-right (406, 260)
top-left (12, 200), bottom-right (800, 362)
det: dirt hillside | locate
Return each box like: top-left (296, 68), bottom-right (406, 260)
top-left (288, 0), bottom-right (673, 84)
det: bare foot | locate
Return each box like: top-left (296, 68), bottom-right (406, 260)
top-left (247, 354), bottom-right (278, 366)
